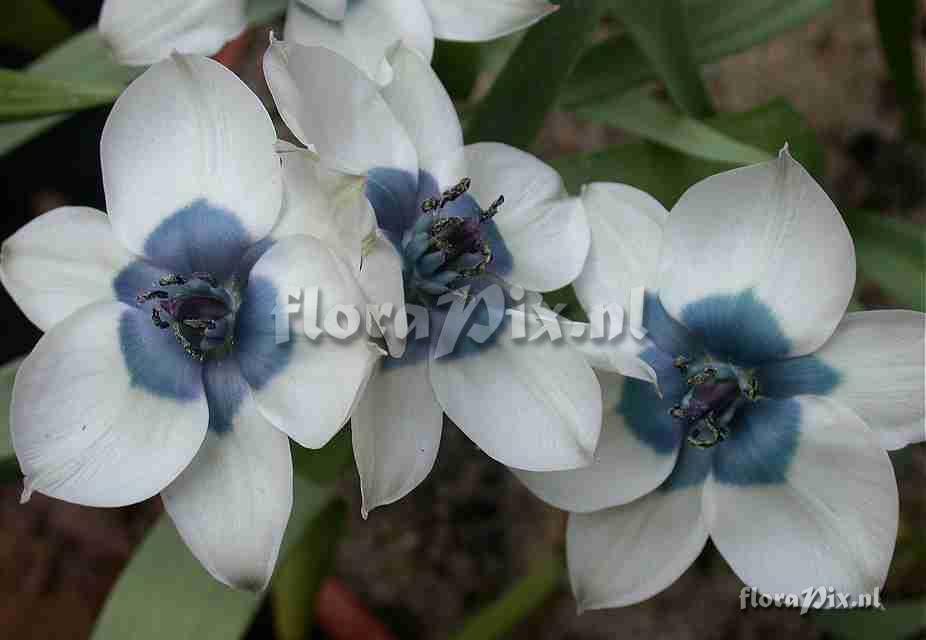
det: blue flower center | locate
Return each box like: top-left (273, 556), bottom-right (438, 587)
top-left (136, 272), bottom-right (238, 361)
top-left (398, 177), bottom-right (505, 305)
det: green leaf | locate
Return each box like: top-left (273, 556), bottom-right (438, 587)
top-left (874, 0), bottom-right (925, 141)
top-left (449, 554), bottom-right (564, 640)
top-left (0, 358), bottom-right (22, 480)
top-left (464, 0), bottom-right (611, 149)
top-left (272, 499), bottom-right (348, 640)
top-left (610, 0), bottom-right (713, 117)
top-left (0, 0), bottom-right (73, 55)
top-left (575, 88), bottom-right (771, 165)
top-left (553, 97), bottom-right (823, 207)
top-left (91, 476), bottom-right (333, 640)
top-left (565, 0), bottom-right (832, 109)
top-left (813, 598), bottom-right (926, 640)
top-left (0, 69), bottom-right (122, 120)
top-left (291, 427), bottom-right (354, 487)
top-left (843, 210), bottom-right (926, 312)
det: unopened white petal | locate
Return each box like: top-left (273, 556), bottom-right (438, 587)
top-left (12, 302), bottom-right (208, 507)
top-left (102, 55), bottom-right (282, 260)
top-left (0, 207), bottom-right (135, 331)
top-left (422, 0), bottom-right (557, 41)
top-left (100, 0), bottom-right (248, 65)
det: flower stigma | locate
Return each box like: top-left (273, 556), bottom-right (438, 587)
top-left (136, 272), bottom-right (239, 361)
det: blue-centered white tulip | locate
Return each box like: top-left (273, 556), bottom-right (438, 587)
top-left (264, 39), bottom-right (599, 516)
top-left (518, 149), bottom-right (925, 610)
top-left (100, 0), bottom-right (248, 65)
top-left (285, 0), bottom-right (557, 83)
top-left (0, 55), bottom-right (379, 590)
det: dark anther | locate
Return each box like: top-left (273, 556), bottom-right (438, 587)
top-left (136, 289), bottom-right (169, 304)
top-left (687, 367), bottom-right (717, 386)
top-left (669, 406), bottom-right (687, 419)
top-left (673, 356), bottom-right (689, 372)
top-left (480, 195), bottom-right (505, 221)
top-left (421, 177), bottom-right (473, 213)
top-left (686, 414), bottom-right (729, 448)
top-left (158, 274), bottom-right (187, 286)
top-left (191, 272), bottom-right (218, 287)
top-left (151, 308), bottom-right (170, 329)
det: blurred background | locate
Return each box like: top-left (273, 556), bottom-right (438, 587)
top-left (0, 1), bottom-right (924, 639)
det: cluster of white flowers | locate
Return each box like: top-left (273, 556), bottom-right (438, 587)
top-left (1, 0), bottom-right (922, 611)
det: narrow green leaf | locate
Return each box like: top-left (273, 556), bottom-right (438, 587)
top-left (449, 554), bottom-right (564, 640)
top-left (272, 499), bottom-right (348, 640)
top-left (0, 69), bottom-right (122, 121)
top-left (91, 477), bottom-right (333, 640)
top-left (813, 598), bottom-right (926, 640)
top-left (843, 210), bottom-right (926, 312)
top-left (575, 88), bottom-right (771, 165)
top-left (0, 0), bottom-right (73, 55)
top-left (611, 0), bottom-right (713, 117)
top-left (464, 0), bottom-right (611, 149)
top-left (565, 0), bottom-right (832, 108)
top-left (553, 98), bottom-right (823, 207)
top-left (874, 0), bottom-right (925, 141)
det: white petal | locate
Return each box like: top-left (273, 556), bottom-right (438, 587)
top-left (381, 44), bottom-right (462, 178)
top-left (0, 207), bottom-right (135, 331)
top-left (760, 310), bottom-right (926, 450)
top-left (514, 370), bottom-right (677, 512)
top-left (705, 396), bottom-right (898, 598)
top-left (357, 232), bottom-right (407, 358)
top-left (101, 55), bottom-right (282, 261)
top-left (162, 359), bottom-right (293, 591)
top-left (100, 0), bottom-right (248, 66)
top-left (429, 310), bottom-right (602, 471)
top-left (422, 0), bottom-right (557, 41)
top-left (504, 196), bottom-right (590, 292)
top-left (274, 149), bottom-right (376, 260)
top-left (239, 235), bottom-right (378, 448)
top-left (462, 142), bottom-right (564, 217)
top-left (296, 0), bottom-right (346, 21)
top-left (567, 483), bottom-right (709, 610)
top-left (284, 0), bottom-right (434, 85)
top-left (458, 143), bottom-right (584, 292)
top-left (566, 328), bottom-right (657, 385)
top-left (263, 39), bottom-right (418, 177)
top-left (12, 302), bottom-right (208, 507)
top-left (658, 148), bottom-right (855, 362)
top-left (351, 357), bottom-right (442, 516)
top-left (573, 182), bottom-right (667, 314)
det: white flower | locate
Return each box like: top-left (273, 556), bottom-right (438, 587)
top-left (517, 149), bottom-right (925, 609)
top-left (0, 55), bottom-right (379, 590)
top-left (264, 39), bottom-right (601, 516)
top-left (285, 0), bottom-right (557, 83)
top-left (100, 0), bottom-right (248, 65)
